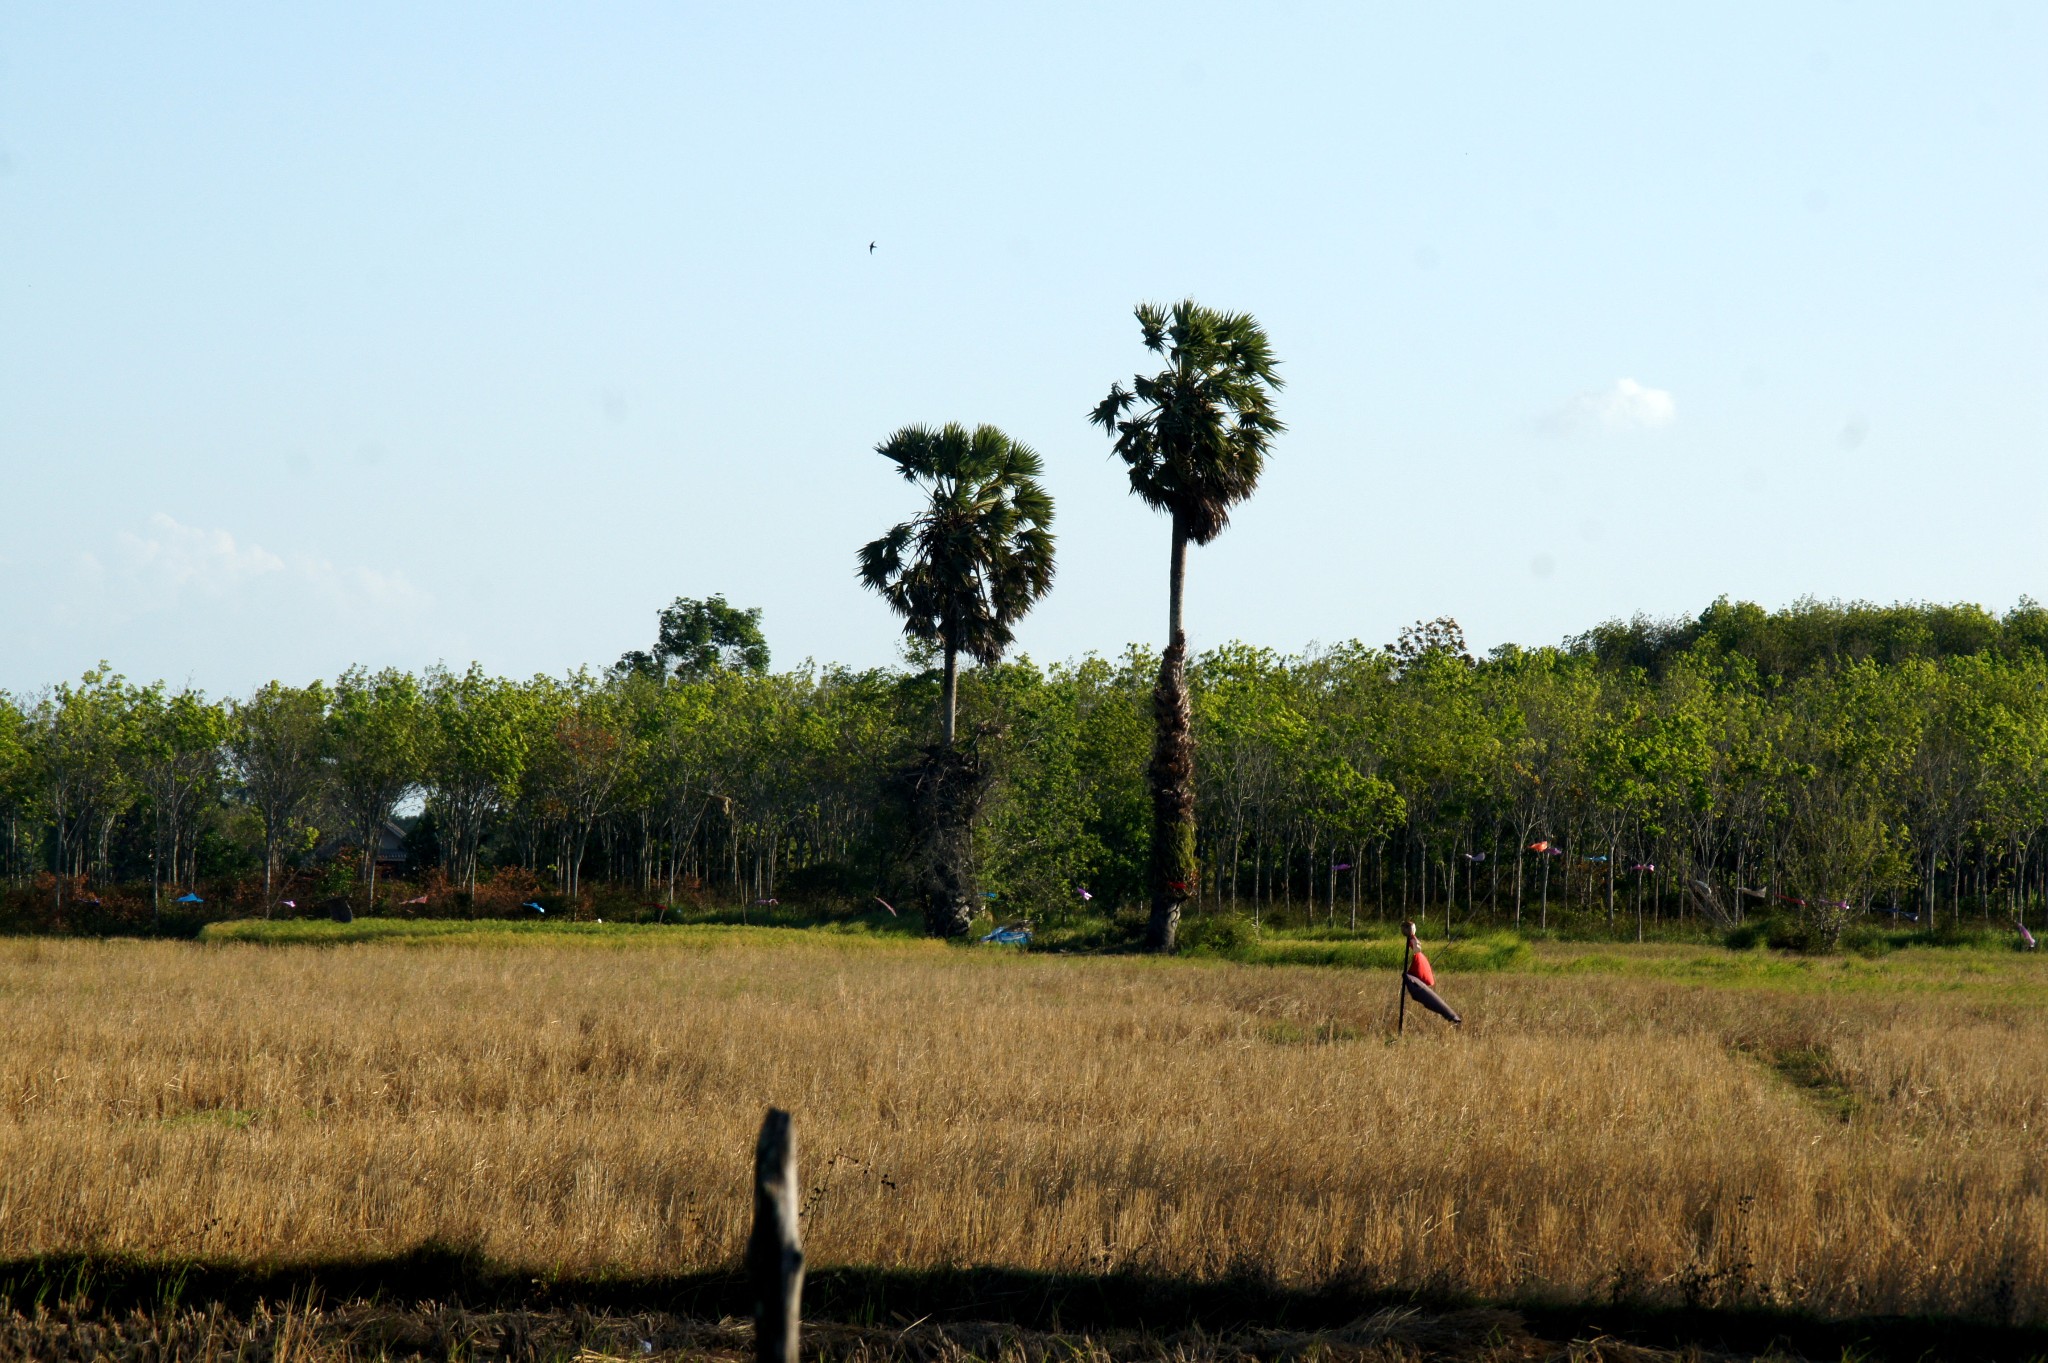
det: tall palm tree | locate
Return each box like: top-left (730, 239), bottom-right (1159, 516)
top-left (858, 422), bottom-right (1056, 935)
top-left (1092, 300), bottom-right (1284, 952)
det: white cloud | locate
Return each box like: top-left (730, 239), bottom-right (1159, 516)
top-left (296, 557), bottom-right (428, 613)
top-left (93, 513), bottom-right (427, 618)
top-left (1539, 378), bottom-right (1677, 436)
top-left (118, 513), bottom-right (285, 596)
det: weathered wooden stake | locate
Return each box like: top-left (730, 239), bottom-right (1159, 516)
top-left (748, 1108), bottom-right (803, 1363)
top-left (1397, 919), bottom-right (1415, 1035)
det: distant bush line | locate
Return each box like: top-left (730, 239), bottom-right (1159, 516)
top-left (4, 595), bottom-right (2048, 945)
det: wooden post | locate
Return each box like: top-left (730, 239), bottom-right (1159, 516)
top-left (1397, 918), bottom-right (1415, 1035)
top-left (748, 1108), bottom-right (803, 1363)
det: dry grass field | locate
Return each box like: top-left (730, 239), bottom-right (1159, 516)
top-left (0, 928), bottom-right (2043, 1331)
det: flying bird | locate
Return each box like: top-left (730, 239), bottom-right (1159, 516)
top-left (1076, 887), bottom-right (1093, 901)
top-left (522, 900), bottom-right (546, 915)
top-left (868, 241), bottom-right (876, 253)
top-left (873, 896), bottom-right (897, 916)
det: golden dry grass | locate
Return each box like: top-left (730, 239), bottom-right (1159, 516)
top-left (0, 933), bottom-right (2043, 1324)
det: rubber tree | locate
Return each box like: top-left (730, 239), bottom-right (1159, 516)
top-left (421, 664), bottom-right (532, 896)
top-left (327, 667), bottom-right (424, 914)
top-left (229, 681), bottom-right (332, 910)
top-left (131, 685), bottom-right (229, 921)
top-left (28, 667), bottom-right (138, 913)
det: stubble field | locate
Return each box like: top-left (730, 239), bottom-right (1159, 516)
top-left (0, 929), bottom-right (2043, 1330)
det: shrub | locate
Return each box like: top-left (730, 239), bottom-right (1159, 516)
top-left (1838, 924), bottom-right (1896, 957)
top-left (1766, 919), bottom-right (1821, 953)
top-left (1179, 912), bottom-right (1259, 957)
top-left (1723, 920), bottom-right (1769, 950)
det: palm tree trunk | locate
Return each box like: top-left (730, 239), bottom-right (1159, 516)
top-left (1167, 520), bottom-right (1187, 641)
top-left (1147, 522), bottom-right (1197, 953)
top-left (941, 642), bottom-right (959, 748)
top-left (915, 633), bottom-right (981, 938)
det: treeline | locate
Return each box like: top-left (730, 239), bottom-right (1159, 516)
top-left (4, 596), bottom-right (2048, 945)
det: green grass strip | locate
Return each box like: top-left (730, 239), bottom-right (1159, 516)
top-left (199, 917), bottom-right (935, 951)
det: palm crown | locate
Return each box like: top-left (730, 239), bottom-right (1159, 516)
top-left (858, 421), bottom-right (1056, 673)
top-left (1090, 300), bottom-right (1285, 545)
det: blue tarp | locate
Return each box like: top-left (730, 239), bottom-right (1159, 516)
top-left (174, 892), bottom-right (204, 904)
top-left (980, 926), bottom-right (1031, 945)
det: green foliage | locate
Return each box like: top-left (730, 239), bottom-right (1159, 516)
top-left (1177, 911), bottom-right (1259, 956)
top-left (128, 683), bottom-right (230, 907)
top-left (1723, 919), bottom-right (1770, 950)
top-left (227, 680), bottom-right (331, 901)
top-left (27, 666), bottom-right (139, 893)
top-left (615, 594), bottom-right (770, 682)
top-left (8, 597), bottom-right (2048, 956)
top-left (1237, 927), bottom-right (1530, 973)
top-left (1837, 924), bottom-right (1897, 957)
top-left (0, 695), bottom-right (37, 883)
top-left (970, 661), bottom-right (1108, 922)
top-left (328, 668), bottom-right (425, 899)
top-left (1571, 594), bottom-right (2048, 681)
top-left (421, 665), bottom-right (532, 892)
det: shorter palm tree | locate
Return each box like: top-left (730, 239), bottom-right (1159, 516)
top-left (858, 423), bottom-right (1056, 748)
top-left (858, 422), bottom-right (1056, 938)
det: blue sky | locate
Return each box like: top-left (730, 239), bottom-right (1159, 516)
top-left (2, 3), bottom-right (2042, 695)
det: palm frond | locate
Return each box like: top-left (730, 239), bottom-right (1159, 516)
top-left (1093, 299), bottom-right (1283, 543)
top-left (856, 422), bottom-right (1057, 668)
